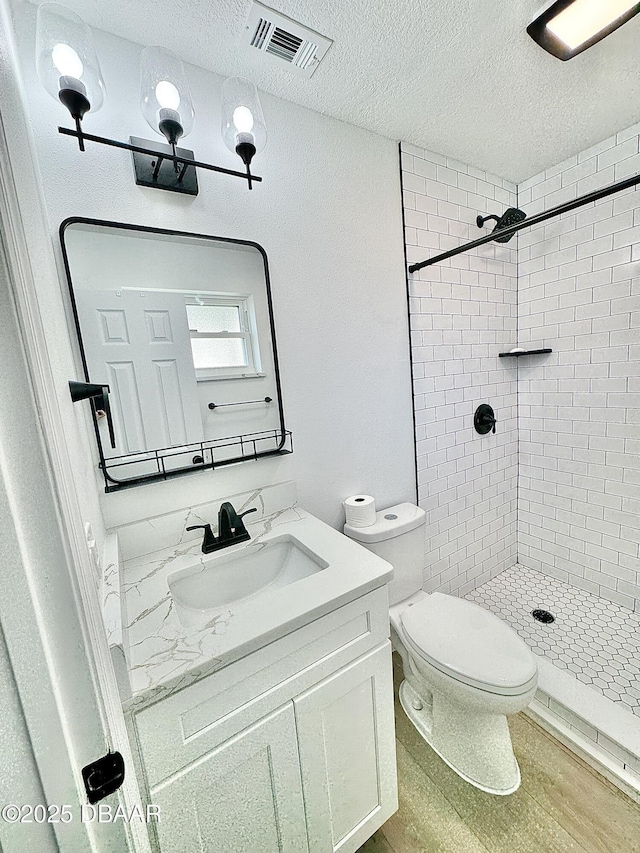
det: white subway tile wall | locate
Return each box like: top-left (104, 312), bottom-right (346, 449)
top-left (518, 126), bottom-right (640, 612)
top-left (400, 143), bottom-right (518, 597)
top-left (401, 126), bottom-right (640, 610)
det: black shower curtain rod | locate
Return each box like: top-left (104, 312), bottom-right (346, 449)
top-left (408, 169), bottom-right (640, 273)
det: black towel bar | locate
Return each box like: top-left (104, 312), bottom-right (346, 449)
top-left (209, 397), bottom-right (273, 410)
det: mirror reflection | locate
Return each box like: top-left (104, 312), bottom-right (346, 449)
top-left (62, 220), bottom-right (289, 490)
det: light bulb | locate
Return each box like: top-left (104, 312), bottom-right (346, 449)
top-left (155, 80), bottom-right (180, 111)
top-left (233, 106), bottom-right (254, 134)
top-left (52, 42), bottom-right (83, 78)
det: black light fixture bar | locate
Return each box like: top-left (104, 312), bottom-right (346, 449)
top-left (408, 169), bottom-right (640, 273)
top-left (58, 126), bottom-right (262, 186)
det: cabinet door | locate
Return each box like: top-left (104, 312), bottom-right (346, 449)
top-left (294, 642), bottom-right (397, 853)
top-left (150, 703), bottom-right (309, 853)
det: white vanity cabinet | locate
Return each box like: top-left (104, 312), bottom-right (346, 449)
top-left (131, 587), bottom-right (397, 853)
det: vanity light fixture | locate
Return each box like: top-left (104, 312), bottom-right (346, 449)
top-left (35, 3), bottom-right (265, 193)
top-left (527, 0), bottom-right (640, 60)
top-left (35, 2), bottom-right (105, 149)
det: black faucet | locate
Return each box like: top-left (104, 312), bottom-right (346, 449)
top-left (187, 503), bottom-right (258, 554)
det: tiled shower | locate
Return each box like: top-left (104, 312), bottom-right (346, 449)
top-left (518, 138), bottom-right (640, 613)
top-left (401, 125), bottom-right (640, 785)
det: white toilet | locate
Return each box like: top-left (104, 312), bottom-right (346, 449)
top-left (345, 502), bottom-right (538, 796)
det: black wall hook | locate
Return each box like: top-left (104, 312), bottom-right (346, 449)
top-left (69, 380), bottom-right (116, 449)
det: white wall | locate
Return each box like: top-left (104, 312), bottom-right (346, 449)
top-left (10, 3), bottom-right (415, 533)
top-left (401, 144), bottom-right (518, 597)
top-left (518, 127), bottom-right (640, 612)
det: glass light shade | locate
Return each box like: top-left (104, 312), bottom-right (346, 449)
top-left (140, 46), bottom-right (194, 141)
top-left (221, 77), bottom-right (267, 157)
top-left (36, 2), bottom-right (105, 112)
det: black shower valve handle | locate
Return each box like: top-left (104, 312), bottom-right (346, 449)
top-left (474, 404), bottom-right (497, 436)
top-left (481, 411), bottom-right (496, 433)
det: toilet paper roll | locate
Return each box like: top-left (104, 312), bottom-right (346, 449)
top-left (344, 495), bottom-right (376, 528)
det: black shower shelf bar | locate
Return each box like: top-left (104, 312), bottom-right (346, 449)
top-left (208, 396), bottom-right (273, 410)
top-left (408, 169), bottom-right (640, 272)
top-left (499, 348), bottom-right (552, 358)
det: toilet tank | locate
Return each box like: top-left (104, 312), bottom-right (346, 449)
top-left (344, 503), bottom-right (426, 605)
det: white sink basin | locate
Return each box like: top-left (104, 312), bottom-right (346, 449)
top-left (168, 534), bottom-right (329, 626)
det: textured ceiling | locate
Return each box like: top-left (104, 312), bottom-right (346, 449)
top-left (32, 0), bottom-right (640, 182)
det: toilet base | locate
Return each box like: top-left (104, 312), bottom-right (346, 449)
top-left (399, 680), bottom-right (521, 796)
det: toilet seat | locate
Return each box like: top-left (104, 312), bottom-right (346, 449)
top-left (400, 593), bottom-right (537, 696)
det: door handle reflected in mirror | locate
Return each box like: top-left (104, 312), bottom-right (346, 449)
top-left (69, 380), bottom-right (116, 448)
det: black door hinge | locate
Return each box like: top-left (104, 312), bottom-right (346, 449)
top-left (82, 751), bottom-right (125, 804)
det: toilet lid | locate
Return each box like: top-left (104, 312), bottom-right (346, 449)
top-left (400, 593), bottom-right (537, 695)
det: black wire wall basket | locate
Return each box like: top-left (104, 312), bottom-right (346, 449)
top-left (98, 428), bottom-right (293, 492)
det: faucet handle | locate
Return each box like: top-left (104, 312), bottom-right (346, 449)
top-left (233, 507), bottom-right (258, 538)
top-left (186, 523), bottom-right (217, 553)
top-left (238, 508), bottom-right (258, 520)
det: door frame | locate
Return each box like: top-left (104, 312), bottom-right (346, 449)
top-left (0, 618), bottom-right (58, 852)
top-left (0, 4), bottom-right (149, 851)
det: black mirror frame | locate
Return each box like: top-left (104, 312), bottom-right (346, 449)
top-left (60, 217), bottom-right (290, 492)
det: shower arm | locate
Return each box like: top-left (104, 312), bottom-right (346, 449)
top-left (476, 214), bottom-right (500, 228)
top-left (408, 168), bottom-right (640, 272)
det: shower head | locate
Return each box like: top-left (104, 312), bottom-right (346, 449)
top-left (476, 207), bottom-right (526, 243)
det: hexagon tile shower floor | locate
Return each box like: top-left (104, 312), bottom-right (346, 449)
top-left (465, 566), bottom-right (640, 718)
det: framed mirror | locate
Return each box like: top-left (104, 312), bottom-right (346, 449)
top-left (61, 218), bottom-right (291, 491)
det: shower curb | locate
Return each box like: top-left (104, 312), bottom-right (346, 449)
top-left (525, 700), bottom-right (640, 804)
top-left (524, 655), bottom-right (640, 802)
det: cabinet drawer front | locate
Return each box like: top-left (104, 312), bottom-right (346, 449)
top-left (136, 587), bottom-right (389, 786)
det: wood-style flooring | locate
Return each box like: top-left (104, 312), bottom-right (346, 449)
top-left (359, 657), bottom-right (640, 853)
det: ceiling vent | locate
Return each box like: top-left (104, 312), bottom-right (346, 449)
top-left (242, 2), bottom-right (332, 78)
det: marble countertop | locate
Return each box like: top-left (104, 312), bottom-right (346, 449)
top-left (120, 502), bottom-right (392, 711)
